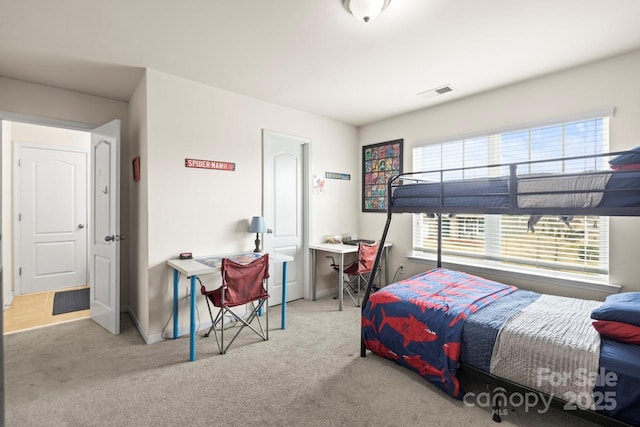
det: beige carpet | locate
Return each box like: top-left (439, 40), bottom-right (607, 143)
top-left (4, 296), bottom-right (600, 427)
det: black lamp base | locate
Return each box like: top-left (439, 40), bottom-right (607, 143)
top-left (253, 233), bottom-right (261, 253)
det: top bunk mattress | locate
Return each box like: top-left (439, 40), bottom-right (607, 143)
top-left (390, 170), bottom-right (640, 214)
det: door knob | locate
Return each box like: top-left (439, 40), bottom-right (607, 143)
top-left (105, 235), bottom-right (115, 242)
top-left (266, 228), bottom-right (273, 234)
top-left (78, 224), bottom-right (85, 229)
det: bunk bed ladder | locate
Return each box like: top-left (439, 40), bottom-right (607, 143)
top-left (437, 213), bottom-right (442, 268)
top-left (360, 180), bottom-right (396, 357)
top-left (438, 169), bottom-right (444, 268)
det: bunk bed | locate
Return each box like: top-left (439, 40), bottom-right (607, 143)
top-left (360, 149), bottom-right (640, 426)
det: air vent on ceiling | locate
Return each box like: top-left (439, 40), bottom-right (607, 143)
top-left (417, 85), bottom-right (455, 98)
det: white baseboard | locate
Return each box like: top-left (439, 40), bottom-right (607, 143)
top-left (122, 305), bottom-right (152, 344)
top-left (125, 301), bottom-right (267, 345)
top-left (146, 317), bottom-right (216, 345)
top-left (315, 287), bottom-right (339, 299)
top-left (121, 305), bottom-right (207, 345)
top-left (3, 291), bottom-right (15, 311)
top-left (124, 298), bottom-right (244, 345)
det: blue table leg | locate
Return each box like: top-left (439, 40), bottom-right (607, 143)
top-left (173, 269), bottom-right (179, 339)
top-left (281, 261), bottom-right (288, 329)
top-left (190, 275), bottom-right (197, 361)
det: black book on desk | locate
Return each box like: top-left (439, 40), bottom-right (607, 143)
top-left (342, 238), bottom-right (375, 246)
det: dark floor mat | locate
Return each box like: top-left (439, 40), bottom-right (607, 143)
top-left (52, 288), bottom-right (90, 315)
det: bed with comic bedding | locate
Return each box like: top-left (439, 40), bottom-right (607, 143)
top-left (362, 268), bottom-right (517, 397)
top-left (362, 268), bottom-right (640, 426)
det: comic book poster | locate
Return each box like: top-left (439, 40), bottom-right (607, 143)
top-left (362, 139), bottom-right (403, 212)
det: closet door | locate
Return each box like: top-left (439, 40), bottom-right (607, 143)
top-left (262, 130), bottom-right (308, 306)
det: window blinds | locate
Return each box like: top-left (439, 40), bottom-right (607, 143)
top-left (412, 117), bottom-right (610, 278)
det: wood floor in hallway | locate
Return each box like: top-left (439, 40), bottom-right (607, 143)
top-left (3, 285), bottom-right (90, 334)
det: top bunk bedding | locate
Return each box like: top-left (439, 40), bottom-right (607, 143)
top-left (390, 149), bottom-right (640, 216)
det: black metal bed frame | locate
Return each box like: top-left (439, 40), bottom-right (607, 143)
top-left (359, 150), bottom-right (640, 426)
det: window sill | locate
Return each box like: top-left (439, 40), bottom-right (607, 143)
top-left (406, 252), bottom-right (621, 295)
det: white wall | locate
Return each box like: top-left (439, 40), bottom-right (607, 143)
top-left (144, 69), bottom-right (358, 338)
top-left (1, 122), bottom-right (9, 307)
top-left (0, 72), bottom-right (359, 341)
top-left (0, 77), bottom-right (129, 129)
top-left (358, 49), bottom-right (640, 300)
top-left (10, 122), bottom-right (89, 147)
top-left (127, 72), bottom-right (149, 334)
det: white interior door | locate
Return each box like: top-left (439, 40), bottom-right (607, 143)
top-left (263, 130), bottom-right (307, 306)
top-left (18, 145), bottom-right (88, 294)
top-left (90, 120), bottom-right (120, 335)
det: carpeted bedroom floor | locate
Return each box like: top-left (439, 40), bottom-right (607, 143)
top-left (4, 295), bottom-right (600, 427)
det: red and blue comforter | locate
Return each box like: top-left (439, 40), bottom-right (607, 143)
top-left (362, 267), bottom-right (516, 398)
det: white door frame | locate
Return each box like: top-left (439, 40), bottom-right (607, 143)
top-left (13, 141), bottom-right (89, 295)
top-left (1, 113), bottom-right (94, 306)
top-left (262, 129), bottom-right (312, 300)
top-left (1, 112), bottom-right (120, 331)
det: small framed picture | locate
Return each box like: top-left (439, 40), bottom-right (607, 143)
top-left (132, 156), bottom-right (140, 182)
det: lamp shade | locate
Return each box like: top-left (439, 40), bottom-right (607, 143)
top-left (248, 216), bottom-right (266, 233)
top-left (343, 0), bottom-right (391, 23)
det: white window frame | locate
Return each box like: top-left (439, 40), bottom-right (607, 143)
top-left (410, 109), bottom-right (617, 292)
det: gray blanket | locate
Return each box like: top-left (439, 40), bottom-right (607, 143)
top-left (490, 294), bottom-right (602, 409)
top-left (518, 173), bottom-right (611, 208)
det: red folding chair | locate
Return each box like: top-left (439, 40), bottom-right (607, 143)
top-left (328, 242), bottom-right (380, 307)
top-left (200, 254), bottom-right (270, 354)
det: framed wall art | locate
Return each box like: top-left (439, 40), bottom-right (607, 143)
top-left (362, 139), bottom-right (403, 212)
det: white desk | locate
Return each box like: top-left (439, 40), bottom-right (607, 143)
top-left (309, 242), bottom-right (391, 311)
top-left (167, 251), bottom-right (293, 361)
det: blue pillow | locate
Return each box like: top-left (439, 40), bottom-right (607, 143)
top-left (591, 292), bottom-right (640, 326)
top-left (609, 146), bottom-right (640, 166)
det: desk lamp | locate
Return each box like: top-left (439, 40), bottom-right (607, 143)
top-left (249, 216), bottom-right (266, 252)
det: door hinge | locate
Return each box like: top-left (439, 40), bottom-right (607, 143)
top-left (18, 159), bottom-right (22, 167)
top-left (18, 213), bottom-right (21, 221)
top-left (19, 267), bottom-right (22, 276)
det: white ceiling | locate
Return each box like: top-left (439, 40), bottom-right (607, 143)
top-left (1, 0), bottom-right (640, 126)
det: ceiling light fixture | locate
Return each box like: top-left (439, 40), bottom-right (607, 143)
top-left (343, 0), bottom-right (391, 23)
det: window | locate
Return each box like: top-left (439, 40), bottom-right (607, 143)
top-left (412, 117), bottom-right (610, 279)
